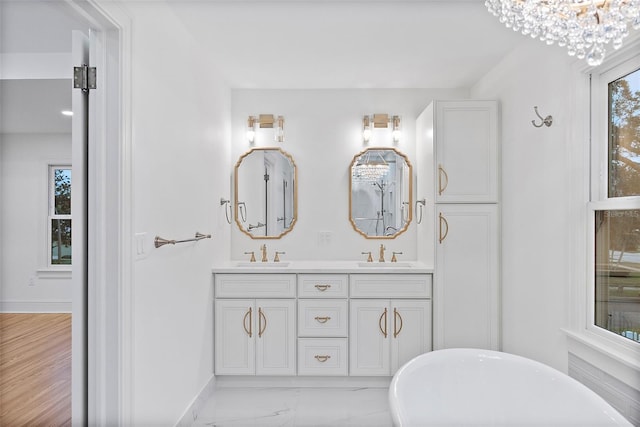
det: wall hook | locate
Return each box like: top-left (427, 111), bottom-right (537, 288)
top-left (531, 106), bottom-right (553, 128)
top-left (220, 198), bottom-right (232, 224)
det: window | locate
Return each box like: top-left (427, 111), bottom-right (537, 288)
top-left (49, 166), bottom-right (72, 266)
top-left (592, 63), bottom-right (640, 345)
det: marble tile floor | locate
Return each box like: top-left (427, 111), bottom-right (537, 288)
top-left (192, 386), bottom-right (393, 427)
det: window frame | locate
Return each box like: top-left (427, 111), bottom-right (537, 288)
top-left (47, 164), bottom-right (72, 270)
top-left (588, 51), bottom-right (640, 348)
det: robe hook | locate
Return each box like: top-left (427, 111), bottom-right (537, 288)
top-left (531, 106), bottom-right (553, 128)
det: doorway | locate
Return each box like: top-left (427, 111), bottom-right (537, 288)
top-left (0, 1), bottom-right (125, 424)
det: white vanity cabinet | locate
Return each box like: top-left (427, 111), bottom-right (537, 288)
top-left (213, 269), bottom-right (433, 379)
top-left (349, 274), bottom-right (432, 376)
top-left (214, 274), bottom-right (296, 376)
top-left (430, 100), bottom-right (499, 204)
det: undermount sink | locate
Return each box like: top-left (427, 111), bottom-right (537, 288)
top-left (235, 261), bottom-right (290, 267)
top-left (357, 261), bottom-right (413, 268)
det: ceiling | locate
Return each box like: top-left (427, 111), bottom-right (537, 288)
top-left (0, 0), bottom-right (526, 134)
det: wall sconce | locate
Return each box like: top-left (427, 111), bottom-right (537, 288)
top-left (246, 114), bottom-right (285, 143)
top-left (362, 114), bottom-right (401, 143)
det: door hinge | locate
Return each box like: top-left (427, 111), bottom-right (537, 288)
top-left (73, 64), bottom-right (96, 92)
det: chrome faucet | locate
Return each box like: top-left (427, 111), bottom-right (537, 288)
top-left (379, 244), bottom-right (386, 262)
top-left (260, 244), bottom-right (268, 262)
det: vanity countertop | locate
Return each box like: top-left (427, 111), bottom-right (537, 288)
top-left (212, 260), bottom-right (434, 274)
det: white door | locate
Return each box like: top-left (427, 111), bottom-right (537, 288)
top-left (390, 300), bottom-right (432, 372)
top-left (256, 299), bottom-right (296, 375)
top-left (215, 300), bottom-right (255, 375)
top-left (349, 300), bottom-right (390, 376)
top-left (435, 100), bottom-right (498, 203)
top-left (435, 204), bottom-right (500, 350)
top-left (71, 29), bottom-right (89, 425)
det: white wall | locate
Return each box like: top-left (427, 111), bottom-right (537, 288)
top-left (230, 88), bottom-right (467, 262)
top-left (470, 39), bottom-right (576, 372)
top-left (117, 2), bottom-right (231, 424)
top-left (0, 133), bottom-right (72, 312)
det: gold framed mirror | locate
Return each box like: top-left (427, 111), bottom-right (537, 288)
top-left (349, 147), bottom-right (412, 238)
top-left (234, 147), bottom-right (297, 239)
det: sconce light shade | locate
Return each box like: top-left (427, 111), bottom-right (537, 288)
top-left (392, 115), bottom-right (401, 142)
top-left (246, 116), bottom-right (256, 143)
top-left (275, 115), bottom-right (285, 143)
top-left (362, 115), bottom-right (372, 142)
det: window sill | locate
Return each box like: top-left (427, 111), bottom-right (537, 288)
top-left (36, 268), bottom-right (72, 280)
top-left (563, 328), bottom-right (640, 391)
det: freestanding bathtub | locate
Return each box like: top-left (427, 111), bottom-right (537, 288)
top-left (389, 348), bottom-right (632, 426)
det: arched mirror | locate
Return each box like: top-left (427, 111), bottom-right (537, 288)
top-left (235, 147), bottom-right (297, 239)
top-left (349, 147), bottom-right (412, 238)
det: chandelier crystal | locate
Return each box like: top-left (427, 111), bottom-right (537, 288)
top-left (485, 0), bottom-right (640, 66)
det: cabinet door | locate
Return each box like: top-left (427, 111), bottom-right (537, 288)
top-left (435, 100), bottom-right (498, 203)
top-left (349, 300), bottom-right (390, 376)
top-left (390, 300), bottom-right (432, 373)
top-left (435, 204), bottom-right (499, 350)
top-left (255, 299), bottom-right (296, 375)
top-left (215, 299), bottom-right (255, 375)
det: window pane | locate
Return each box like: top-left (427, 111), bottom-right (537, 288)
top-left (595, 210), bottom-right (640, 343)
top-left (51, 219), bottom-right (72, 265)
top-left (608, 67), bottom-right (640, 198)
top-left (54, 168), bottom-right (71, 215)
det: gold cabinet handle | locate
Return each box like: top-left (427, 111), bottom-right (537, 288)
top-left (258, 307), bottom-right (267, 338)
top-left (439, 212), bottom-right (449, 244)
top-left (438, 164), bottom-right (449, 196)
top-left (393, 308), bottom-right (404, 338)
top-left (243, 307), bottom-right (252, 338)
top-left (378, 308), bottom-right (388, 338)
top-left (314, 316), bottom-right (331, 324)
top-left (314, 355), bottom-right (331, 363)
top-left (314, 284), bottom-right (331, 291)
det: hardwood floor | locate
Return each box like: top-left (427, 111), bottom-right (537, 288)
top-left (0, 313), bottom-right (71, 426)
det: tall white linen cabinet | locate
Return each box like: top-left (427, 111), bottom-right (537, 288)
top-left (417, 100), bottom-right (501, 351)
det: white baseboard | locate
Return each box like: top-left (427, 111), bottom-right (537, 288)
top-left (174, 375), bottom-right (216, 427)
top-left (0, 300), bottom-right (72, 313)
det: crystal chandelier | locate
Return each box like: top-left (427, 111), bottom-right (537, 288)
top-left (352, 150), bottom-right (390, 182)
top-left (352, 163), bottom-right (390, 182)
top-left (485, 0), bottom-right (640, 66)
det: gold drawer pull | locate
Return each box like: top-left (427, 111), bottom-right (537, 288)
top-left (315, 284), bottom-right (331, 291)
top-left (314, 355), bottom-right (331, 363)
top-left (314, 316), bottom-right (331, 324)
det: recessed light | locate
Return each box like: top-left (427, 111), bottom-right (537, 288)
top-left (61, 110), bottom-right (73, 116)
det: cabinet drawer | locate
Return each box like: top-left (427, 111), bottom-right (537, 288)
top-left (298, 274), bottom-right (348, 298)
top-left (297, 338), bottom-right (348, 376)
top-left (215, 274), bottom-right (296, 298)
top-left (298, 300), bottom-right (348, 337)
top-left (350, 274), bottom-right (432, 298)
